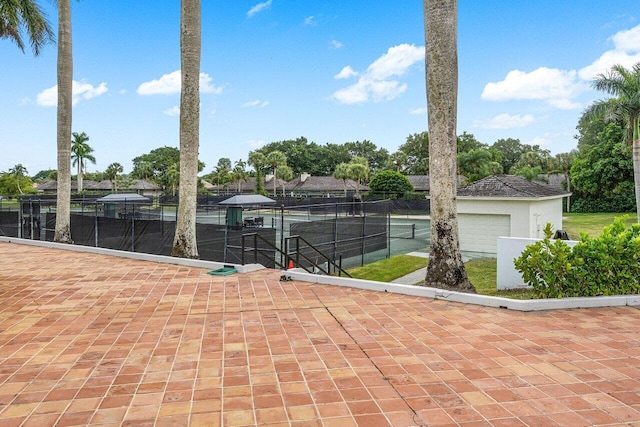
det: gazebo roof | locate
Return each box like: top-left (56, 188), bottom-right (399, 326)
top-left (96, 193), bottom-right (151, 204)
top-left (218, 195), bottom-right (276, 206)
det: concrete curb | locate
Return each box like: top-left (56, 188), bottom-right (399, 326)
top-left (0, 237), bottom-right (264, 274)
top-left (3, 237), bottom-right (638, 312)
top-left (282, 269), bottom-right (640, 312)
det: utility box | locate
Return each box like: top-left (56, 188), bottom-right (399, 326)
top-left (226, 206), bottom-right (243, 229)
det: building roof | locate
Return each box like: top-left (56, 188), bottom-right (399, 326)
top-left (239, 176), bottom-right (287, 192)
top-left (37, 180), bottom-right (100, 191)
top-left (457, 175), bottom-right (570, 198)
top-left (406, 175), bottom-right (467, 192)
top-left (285, 175), bottom-right (368, 192)
top-left (37, 179), bottom-right (161, 191)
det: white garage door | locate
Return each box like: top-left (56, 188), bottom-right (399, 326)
top-left (458, 214), bottom-right (511, 254)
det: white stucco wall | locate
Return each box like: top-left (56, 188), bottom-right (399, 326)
top-left (497, 236), bottom-right (579, 290)
top-left (457, 197), bottom-right (565, 239)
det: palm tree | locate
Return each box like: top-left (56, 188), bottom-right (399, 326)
top-left (0, 0), bottom-right (54, 56)
top-left (333, 162), bottom-right (351, 197)
top-left (171, 0), bottom-right (201, 258)
top-left (423, 0), bottom-right (475, 292)
top-left (8, 164), bottom-right (28, 194)
top-left (104, 162), bottom-right (123, 192)
top-left (276, 164), bottom-right (293, 197)
top-left (231, 160), bottom-right (247, 193)
top-left (348, 157), bottom-right (369, 200)
top-left (266, 150), bottom-right (287, 196)
top-left (592, 63), bottom-right (640, 222)
top-left (248, 151), bottom-right (267, 195)
top-left (54, 0), bottom-right (73, 244)
top-left (70, 131), bottom-right (95, 193)
top-left (165, 163), bottom-right (179, 196)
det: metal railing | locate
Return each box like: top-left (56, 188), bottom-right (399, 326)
top-left (284, 235), bottom-right (351, 277)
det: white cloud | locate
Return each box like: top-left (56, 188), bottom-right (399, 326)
top-left (332, 44), bottom-right (424, 104)
top-left (473, 113), bottom-right (535, 130)
top-left (243, 100), bottom-right (269, 108)
top-left (482, 68), bottom-right (584, 101)
top-left (247, 0), bottom-right (272, 18)
top-left (547, 99), bottom-right (581, 110)
top-left (330, 40), bottom-right (343, 49)
top-left (248, 139), bottom-right (266, 149)
top-left (578, 25), bottom-right (640, 80)
top-left (36, 80), bottom-right (108, 107)
top-left (304, 16), bottom-right (316, 26)
top-left (137, 70), bottom-right (223, 95)
top-left (163, 106), bottom-right (180, 116)
top-left (525, 136), bottom-right (552, 147)
top-left (610, 24), bottom-right (640, 52)
top-left (334, 66), bottom-right (358, 80)
top-left (199, 73), bottom-right (223, 94)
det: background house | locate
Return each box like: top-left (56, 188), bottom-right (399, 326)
top-left (285, 173), bottom-right (368, 197)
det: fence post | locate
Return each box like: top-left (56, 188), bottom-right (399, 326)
top-left (253, 233), bottom-right (258, 264)
top-left (387, 202), bottom-right (391, 259)
top-left (29, 200), bottom-right (34, 240)
top-left (95, 201), bottom-right (99, 247)
top-left (333, 203), bottom-right (338, 263)
top-left (361, 207), bottom-right (366, 266)
top-left (280, 204), bottom-right (285, 267)
top-left (241, 234), bottom-right (246, 265)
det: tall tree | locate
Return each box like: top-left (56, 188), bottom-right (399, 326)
top-left (8, 164), bottom-right (28, 194)
top-left (423, 0), bottom-right (474, 292)
top-left (348, 157), bottom-right (369, 200)
top-left (104, 162), bottom-right (123, 192)
top-left (0, 0), bottom-right (54, 55)
top-left (592, 63), bottom-right (640, 222)
top-left (396, 132), bottom-right (430, 174)
top-left (165, 163), bottom-right (180, 196)
top-left (266, 150), bottom-right (287, 196)
top-left (54, 0), bottom-right (72, 243)
top-left (276, 164), bottom-right (293, 197)
top-left (231, 159), bottom-right (247, 192)
top-left (248, 151), bottom-right (267, 195)
top-left (172, 0), bottom-right (201, 258)
top-left (70, 131), bottom-right (95, 192)
top-left (333, 162), bottom-right (351, 197)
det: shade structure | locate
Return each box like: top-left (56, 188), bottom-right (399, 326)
top-left (218, 194), bottom-right (276, 206)
top-left (96, 193), bottom-right (151, 204)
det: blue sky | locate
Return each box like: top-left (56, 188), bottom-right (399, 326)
top-left (2, 0), bottom-right (640, 175)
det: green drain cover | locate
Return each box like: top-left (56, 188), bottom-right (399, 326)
top-left (207, 267), bottom-right (237, 276)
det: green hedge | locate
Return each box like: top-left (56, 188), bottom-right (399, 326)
top-left (514, 218), bottom-right (640, 298)
top-left (571, 193), bottom-right (636, 213)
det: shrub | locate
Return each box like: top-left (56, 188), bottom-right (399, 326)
top-left (368, 170), bottom-right (413, 198)
top-left (514, 218), bottom-right (640, 298)
top-left (571, 193), bottom-right (636, 213)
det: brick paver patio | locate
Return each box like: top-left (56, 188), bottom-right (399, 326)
top-left (0, 241), bottom-right (639, 426)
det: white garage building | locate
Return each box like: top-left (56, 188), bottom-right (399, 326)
top-left (455, 175), bottom-right (570, 254)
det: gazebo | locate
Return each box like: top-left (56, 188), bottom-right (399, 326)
top-left (218, 195), bottom-right (276, 229)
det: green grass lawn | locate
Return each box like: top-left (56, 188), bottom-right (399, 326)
top-left (346, 212), bottom-right (636, 299)
top-left (348, 254), bottom-right (428, 283)
top-left (562, 212), bottom-right (636, 238)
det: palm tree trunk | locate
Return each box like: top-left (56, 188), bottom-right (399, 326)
top-left (423, 0), bottom-right (474, 292)
top-left (172, 0), bottom-right (201, 258)
top-left (54, 0), bottom-right (73, 244)
top-left (273, 168), bottom-right (277, 197)
top-left (633, 137), bottom-right (640, 223)
top-left (77, 161), bottom-right (83, 193)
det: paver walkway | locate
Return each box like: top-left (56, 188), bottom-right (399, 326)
top-left (1, 241), bottom-right (639, 426)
